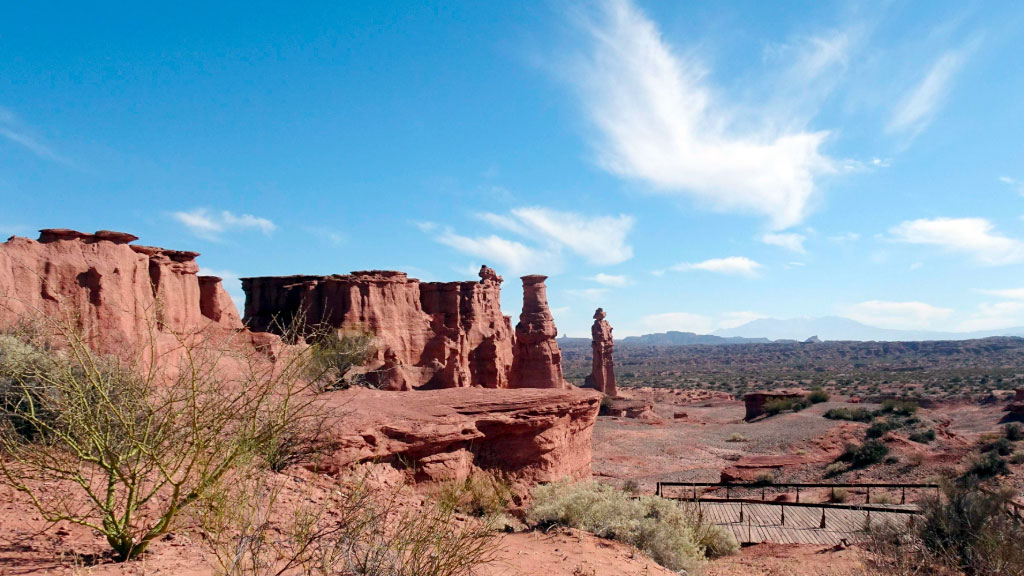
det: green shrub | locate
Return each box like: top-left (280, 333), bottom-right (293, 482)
top-left (308, 329), bottom-right (376, 390)
top-left (984, 437), bottom-right (1013, 456)
top-left (439, 470), bottom-right (515, 517)
top-left (1010, 451), bottom-right (1024, 465)
top-left (528, 481), bottom-right (737, 571)
top-left (839, 440), bottom-right (889, 467)
top-left (866, 419), bottom-right (897, 439)
top-left (753, 471), bottom-right (776, 485)
top-left (806, 387), bottom-right (830, 404)
top-left (965, 452), bottom-right (1009, 479)
top-left (909, 429), bottom-right (936, 444)
top-left (1005, 423), bottom-right (1023, 442)
top-left (880, 399), bottom-right (918, 415)
top-left (763, 398), bottom-right (807, 415)
top-left (830, 487), bottom-right (849, 502)
top-left (726, 432), bottom-right (748, 442)
top-left (823, 407), bottom-right (873, 422)
top-left (824, 462), bottom-right (847, 478)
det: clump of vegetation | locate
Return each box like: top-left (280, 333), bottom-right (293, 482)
top-left (763, 397), bottom-right (808, 416)
top-left (830, 487), bottom-right (849, 502)
top-left (823, 407), bottom-right (874, 422)
top-left (1005, 423), bottom-right (1023, 442)
top-left (880, 399), bottom-right (919, 416)
top-left (824, 462), bottom-right (847, 478)
top-left (965, 451), bottom-right (1009, 480)
top-left (528, 481), bottom-right (738, 571)
top-left (806, 387), bottom-right (830, 404)
top-left (307, 329), bottom-right (377, 390)
top-left (753, 471), bottom-right (776, 485)
top-left (866, 419), bottom-right (898, 439)
top-left (438, 470), bottom-right (516, 518)
top-left (726, 432), bottom-right (748, 442)
top-left (0, 317), bottom-right (319, 561)
top-left (1010, 451), bottom-right (1024, 465)
top-left (984, 436), bottom-right (1013, 456)
top-left (839, 439), bottom-right (889, 468)
top-left (909, 429), bottom-right (936, 444)
top-left (201, 470), bottom-right (498, 576)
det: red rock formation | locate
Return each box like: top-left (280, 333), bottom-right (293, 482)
top-left (0, 230), bottom-right (243, 354)
top-left (1008, 388), bottom-right (1024, 415)
top-left (589, 307), bottom-right (616, 396)
top-left (316, 386), bottom-right (601, 483)
top-left (510, 275), bottom-right (567, 389)
top-left (743, 389), bottom-right (808, 420)
top-left (241, 265), bottom-right (514, 390)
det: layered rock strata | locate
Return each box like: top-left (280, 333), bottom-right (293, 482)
top-left (0, 230), bottom-right (243, 354)
top-left (317, 386), bottom-right (601, 483)
top-left (241, 266), bottom-right (515, 390)
top-left (588, 307), bottom-right (616, 396)
top-left (509, 275), bottom-right (567, 389)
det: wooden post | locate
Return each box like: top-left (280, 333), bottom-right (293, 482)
top-left (726, 486), bottom-right (730, 500)
top-left (781, 505), bottom-right (785, 526)
top-left (901, 486), bottom-right (906, 505)
top-left (748, 516), bottom-right (752, 543)
top-left (762, 486), bottom-right (766, 501)
top-left (831, 486), bottom-right (835, 501)
top-left (796, 487), bottom-right (800, 503)
top-left (866, 486), bottom-right (871, 504)
top-left (866, 509), bottom-right (871, 530)
top-left (693, 486), bottom-right (697, 501)
top-left (739, 501), bottom-right (744, 523)
top-left (820, 508), bottom-right (826, 529)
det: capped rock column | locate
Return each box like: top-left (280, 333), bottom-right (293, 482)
top-left (590, 307), bottom-right (616, 396)
top-left (510, 275), bottom-right (567, 389)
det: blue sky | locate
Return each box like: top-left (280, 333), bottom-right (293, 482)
top-left (2, 1), bottom-right (1024, 337)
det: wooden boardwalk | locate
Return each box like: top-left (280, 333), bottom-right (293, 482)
top-left (698, 501), bottom-right (911, 546)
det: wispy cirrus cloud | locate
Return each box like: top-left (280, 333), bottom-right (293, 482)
top-left (478, 207), bottom-right (634, 266)
top-left (436, 229), bottom-right (558, 276)
top-left (0, 106), bottom-right (71, 165)
top-left (887, 45), bottom-right (973, 139)
top-left (666, 256), bottom-right (762, 278)
top-left (587, 273), bottom-right (630, 287)
top-left (889, 217), bottom-right (1024, 265)
top-left (999, 176), bottom-right (1024, 196)
top-left (565, 0), bottom-right (836, 230)
top-left (171, 208), bottom-right (277, 241)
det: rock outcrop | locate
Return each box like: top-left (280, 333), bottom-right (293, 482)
top-left (743, 389), bottom-right (808, 420)
top-left (509, 275), bottom-right (567, 389)
top-left (588, 307), bottom-right (616, 396)
top-left (317, 386), bottom-right (601, 483)
top-left (0, 230), bottom-right (244, 354)
top-left (241, 266), bottom-right (514, 390)
top-left (1008, 388), bottom-right (1024, 415)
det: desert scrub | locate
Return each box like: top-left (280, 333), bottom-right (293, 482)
top-left (763, 398), bottom-right (807, 415)
top-left (726, 432), bottom-right (748, 442)
top-left (806, 387), bottom-right (830, 404)
top-left (830, 487), bottom-right (849, 502)
top-left (0, 315), bottom-right (321, 561)
top-left (838, 439), bottom-right (889, 468)
top-left (307, 329), bottom-right (376, 390)
top-left (528, 481), bottom-right (737, 571)
top-left (823, 407), bottom-right (873, 422)
top-left (1005, 423), bottom-right (1023, 442)
top-left (824, 462), bottom-right (847, 478)
top-left (965, 452), bottom-right (1009, 479)
top-left (880, 399), bottom-right (918, 416)
top-left (908, 429), bottom-right (936, 443)
top-left (438, 470), bottom-right (516, 517)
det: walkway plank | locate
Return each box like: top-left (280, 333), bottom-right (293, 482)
top-left (696, 502), bottom-right (912, 546)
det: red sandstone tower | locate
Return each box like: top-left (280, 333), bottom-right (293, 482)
top-left (510, 275), bottom-right (567, 389)
top-left (589, 307), bottom-right (616, 396)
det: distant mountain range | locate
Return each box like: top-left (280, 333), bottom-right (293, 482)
top-left (713, 316), bottom-right (1024, 342)
top-left (610, 316), bottom-right (1024, 345)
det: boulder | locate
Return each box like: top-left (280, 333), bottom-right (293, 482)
top-left (509, 275), bottom-right (567, 389)
top-left (315, 386), bottom-right (602, 483)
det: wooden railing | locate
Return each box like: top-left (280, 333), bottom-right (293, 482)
top-left (656, 481), bottom-right (940, 506)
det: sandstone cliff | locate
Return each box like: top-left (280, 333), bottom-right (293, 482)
top-left (0, 230), bottom-right (243, 354)
top-left (241, 266), bottom-right (521, 390)
top-left (317, 386), bottom-right (601, 483)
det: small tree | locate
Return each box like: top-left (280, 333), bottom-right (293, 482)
top-left (0, 313), bottom-right (320, 561)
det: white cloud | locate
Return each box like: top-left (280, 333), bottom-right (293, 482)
top-left (978, 288), bottom-right (1024, 300)
top-left (641, 312), bottom-right (715, 335)
top-left (840, 300), bottom-right (953, 330)
top-left (305, 226), bottom-right (346, 246)
top-left (760, 232), bottom-right (806, 254)
top-left (889, 217), bottom-right (1024, 265)
top-left (670, 256), bottom-right (762, 278)
top-left (887, 49), bottom-right (969, 138)
top-left (568, 0), bottom-right (835, 229)
top-left (436, 229), bottom-right (557, 276)
top-left (588, 273), bottom-right (630, 287)
top-left (1000, 176), bottom-right (1024, 196)
top-left (172, 208), bottom-right (277, 240)
top-left (958, 301), bottom-right (1024, 332)
top-left (565, 288), bottom-right (610, 302)
top-left (828, 232), bottom-right (861, 243)
top-left (477, 207), bottom-right (634, 266)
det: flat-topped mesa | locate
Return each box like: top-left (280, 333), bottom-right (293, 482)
top-left (588, 307), bottom-right (616, 396)
top-left (0, 229), bottom-right (244, 354)
top-left (510, 275), bottom-right (567, 389)
top-left (241, 265), bottom-right (514, 390)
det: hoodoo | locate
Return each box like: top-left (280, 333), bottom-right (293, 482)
top-left (588, 307), bottom-right (616, 396)
top-left (509, 275), bottom-right (567, 389)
